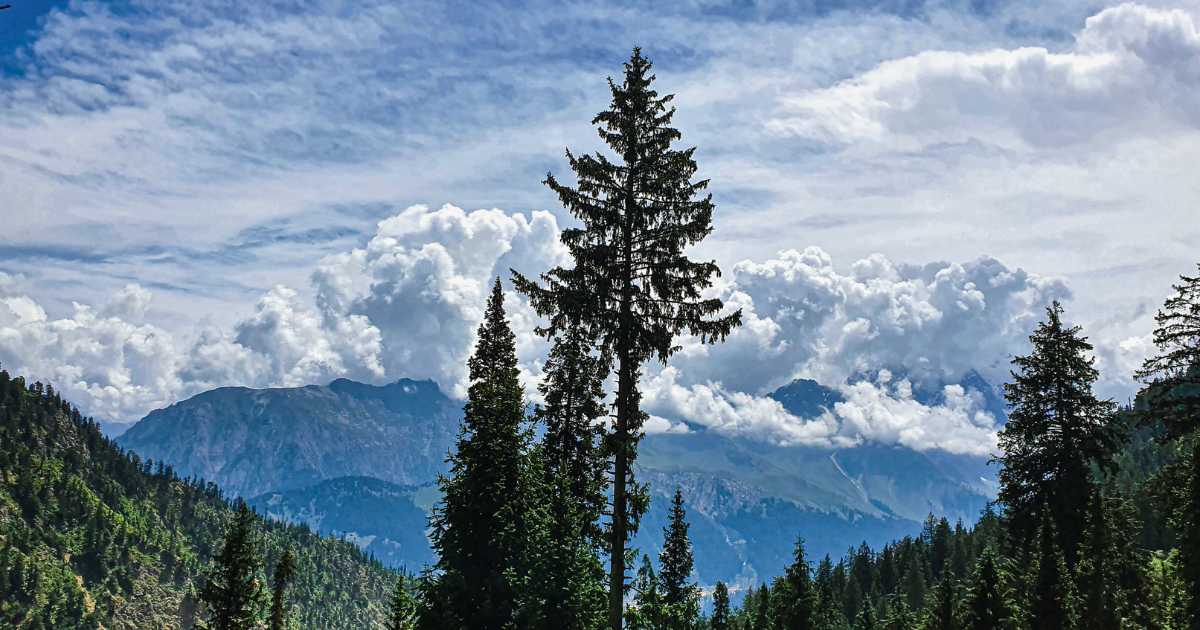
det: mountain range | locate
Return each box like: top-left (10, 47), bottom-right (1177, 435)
top-left (116, 374), bottom-right (1002, 591)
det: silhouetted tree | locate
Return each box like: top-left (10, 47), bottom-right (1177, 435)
top-left (514, 48), bottom-right (741, 629)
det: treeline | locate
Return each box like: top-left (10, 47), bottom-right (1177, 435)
top-left (0, 368), bottom-right (396, 628)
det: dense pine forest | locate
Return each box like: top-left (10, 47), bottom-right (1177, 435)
top-left (0, 369), bottom-right (397, 628)
top-left (2, 48), bottom-right (1198, 630)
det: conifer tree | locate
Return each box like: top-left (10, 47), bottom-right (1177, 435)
top-left (773, 537), bottom-right (818, 629)
top-left (659, 488), bottom-right (700, 629)
top-left (1134, 263), bottom-right (1200, 630)
top-left (200, 501), bottom-right (264, 630)
top-left (427, 278), bottom-right (540, 628)
top-left (536, 320), bottom-right (610, 545)
top-left (387, 576), bottom-right (417, 630)
top-left (535, 453), bottom-right (607, 630)
top-left (752, 584), bottom-right (772, 630)
top-left (710, 581), bottom-right (732, 630)
top-left (268, 548), bottom-right (295, 630)
top-left (1028, 513), bottom-right (1077, 630)
top-left (923, 576), bottom-right (959, 630)
top-left (997, 302), bottom-right (1118, 565)
top-left (1074, 492), bottom-right (1122, 630)
top-left (627, 555), bottom-right (663, 630)
top-left (514, 48), bottom-right (742, 629)
top-left (961, 549), bottom-right (1012, 630)
top-left (855, 600), bottom-right (878, 630)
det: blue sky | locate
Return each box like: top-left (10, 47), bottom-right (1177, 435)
top-left (1, 0), bottom-right (1198, 451)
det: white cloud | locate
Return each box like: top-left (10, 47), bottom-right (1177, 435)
top-left (770, 3), bottom-right (1200, 150)
top-left (672, 247), bottom-right (1068, 396)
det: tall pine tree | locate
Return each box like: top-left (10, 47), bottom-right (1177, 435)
top-left (1028, 513), bottom-right (1077, 630)
top-left (961, 548), bottom-right (1012, 630)
top-left (200, 501), bottom-right (264, 630)
top-left (659, 488), bottom-right (700, 629)
top-left (997, 302), bottom-right (1118, 565)
top-left (387, 576), bottom-right (417, 630)
top-left (426, 278), bottom-right (541, 628)
top-left (268, 548), bottom-right (295, 630)
top-left (1134, 263), bottom-right (1200, 630)
top-left (514, 48), bottom-right (741, 629)
top-left (710, 581), bottom-right (732, 630)
top-left (772, 537), bottom-right (818, 629)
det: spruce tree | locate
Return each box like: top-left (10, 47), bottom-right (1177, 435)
top-left (710, 581), bottom-right (732, 630)
top-left (534, 453), bottom-right (607, 630)
top-left (854, 600), bottom-right (878, 630)
top-left (1184, 443), bottom-right (1200, 630)
top-left (961, 549), bottom-right (1012, 630)
top-left (659, 488), bottom-right (700, 629)
top-left (997, 302), bottom-right (1118, 565)
top-left (627, 555), bottom-right (663, 630)
top-left (773, 537), bottom-right (818, 629)
top-left (1028, 513), bottom-right (1077, 630)
top-left (923, 576), bottom-right (959, 630)
top-left (1134, 263), bottom-right (1200, 630)
top-left (268, 548), bottom-right (295, 630)
top-left (536, 320), bottom-right (610, 544)
top-left (387, 576), bottom-right (417, 630)
top-left (1074, 491), bottom-right (1122, 630)
top-left (514, 48), bottom-right (742, 629)
top-left (200, 501), bottom-right (264, 630)
top-left (427, 278), bottom-right (540, 628)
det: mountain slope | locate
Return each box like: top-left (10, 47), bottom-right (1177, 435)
top-left (119, 378), bottom-right (460, 497)
top-left (116, 376), bottom-right (997, 590)
top-left (248, 476), bottom-right (437, 570)
top-left (0, 371), bottom-right (395, 629)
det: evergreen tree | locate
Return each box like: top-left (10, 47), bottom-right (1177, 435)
top-left (923, 576), bottom-right (959, 630)
top-left (659, 489), bottom-right (700, 629)
top-left (997, 302), bottom-right (1119, 565)
top-left (627, 555), bottom-right (663, 630)
top-left (1184, 443), bottom-right (1200, 630)
top-left (200, 501), bottom-right (264, 630)
top-left (772, 537), bottom-right (818, 629)
top-left (882, 598), bottom-right (918, 630)
top-left (532, 321), bottom-right (610, 628)
top-left (961, 549), bottom-right (1011, 630)
top-left (536, 320), bottom-right (610, 543)
top-left (514, 48), bottom-right (742, 629)
top-left (1134, 263), bottom-right (1200, 630)
top-left (535, 454), bottom-right (607, 630)
top-left (1135, 263), bottom-right (1200, 441)
top-left (710, 581), bottom-right (732, 630)
top-left (752, 584), bottom-right (772, 630)
top-left (855, 600), bottom-right (878, 630)
top-left (268, 548), bottom-right (295, 630)
top-left (1028, 514), bottom-right (1077, 630)
top-left (1074, 492), bottom-right (1122, 630)
top-left (387, 576), bottom-right (417, 630)
top-left (426, 278), bottom-right (540, 628)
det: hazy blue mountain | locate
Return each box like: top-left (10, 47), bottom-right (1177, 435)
top-left (119, 377), bottom-right (460, 497)
top-left (248, 476), bottom-right (438, 570)
top-left (118, 375), bottom-right (999, 589)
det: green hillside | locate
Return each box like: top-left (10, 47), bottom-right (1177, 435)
top-left (0, 369), bottom-right (396, 629)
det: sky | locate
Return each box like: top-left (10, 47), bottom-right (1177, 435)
top-left (1, 0), bottom-right (1198, 455)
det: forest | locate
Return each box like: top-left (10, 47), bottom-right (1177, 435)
top-left (1, 48), bottom-right (1198, 630)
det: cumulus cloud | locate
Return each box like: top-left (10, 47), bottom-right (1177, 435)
top-left (769, 3), bottom-right (1200, 150)
top-left (0, 202), bottom-right (1133, 455)
top-left (671, 247), bottom-right (1068, 396)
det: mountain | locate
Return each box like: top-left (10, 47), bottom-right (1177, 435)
top-left (0, 371), bottom-right (395, 629)
top-left (117, 375), bottom-right (999, 591)
top-left (119, 378), bottom-right (460, 497)
top-left (248, 476), bottom-right (437, 570)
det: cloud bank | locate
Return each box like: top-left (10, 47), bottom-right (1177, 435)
top-left (1, 205), bottom-right (1070, 456)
